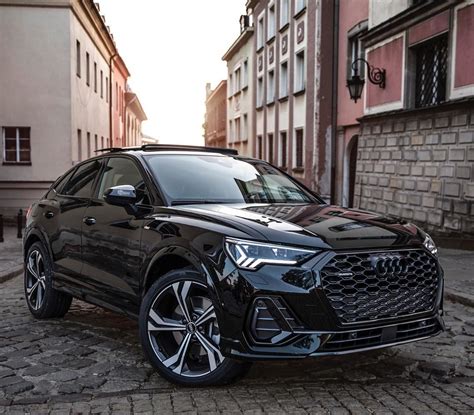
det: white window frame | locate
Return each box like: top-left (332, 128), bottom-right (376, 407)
top-left (257, 77), bottom-right (264, 107)
top-left (280, 0), bottom-right (289, 28)
top-left (2, 127), bottom-right (30, 163)
top-left (293, 128), bottom-right (305, 169)
top-left (267, 70), bottom-right (275, 103)
top-left (257, 13), bottom-right (265, 49)
top-left (294, 50), bottom-right (306, 93)
top-left (295, 0), bottom-right (306, 15)
top-left (268, 4), bottom-right (276, 40)
top-left (242, 60), bottom-right (249, 88)
top-left (279, 61), bottom-right (289, 98)
top-left (234, 67), bottom-right (241, 93)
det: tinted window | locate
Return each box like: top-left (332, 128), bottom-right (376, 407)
top-left (62, 159), bottom-right (102, 198)
top-left (54, 169), bottom-right (76, 195)
top-left (97, 157), bottom-right (150, 204)
top-left (145, 154), bottom-right (317, 205)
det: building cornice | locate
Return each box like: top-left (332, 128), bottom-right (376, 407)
top-left (361, 0), bottom-right (462, 48)
top-left (206, 80), bottom-right (227, 103)
top-left (125, 92), bottom-right (147, 121)
top-left (222, 27), bottom-right (254, 61)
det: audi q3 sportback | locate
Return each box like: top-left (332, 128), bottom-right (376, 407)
top-left (23, 144), bottom-right (444, 386)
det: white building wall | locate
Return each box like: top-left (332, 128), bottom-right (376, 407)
top-left (226, 32), bottom-right (254, 157)
top-left (70, 12), bottom-right (110, 163)
top-left (0, 5), bottom-right (72, 214)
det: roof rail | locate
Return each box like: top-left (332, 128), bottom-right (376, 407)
top-left (140, 144), bottom-right (238, 155)
top-left (95, 145), bottom-right (238, 155)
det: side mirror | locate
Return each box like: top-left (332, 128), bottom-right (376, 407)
top-left (103, 185), bottom-right (137, 207)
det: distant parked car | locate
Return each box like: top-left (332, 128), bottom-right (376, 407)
top-left (23, 144), bottom-right (444, 386)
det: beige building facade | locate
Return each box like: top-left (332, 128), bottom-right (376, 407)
top-left (0, 0), bottom-right (132, 217)
top-left (223, 17), bottom-right (254, 157)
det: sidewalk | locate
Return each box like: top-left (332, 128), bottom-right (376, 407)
top-left (0, 226), bottom-right (23, 283)
top-left (0, 228), bottom-right (472, 305)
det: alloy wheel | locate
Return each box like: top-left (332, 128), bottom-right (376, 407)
top-left (26, 250), bottom-right (47, 310)
top-left (147, 280), bottom-right (225, 378)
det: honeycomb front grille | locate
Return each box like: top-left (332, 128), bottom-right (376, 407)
top-left (320, 250), bottom-right (440, 324)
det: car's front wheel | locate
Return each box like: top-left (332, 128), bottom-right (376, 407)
top-left (139, 269), bottom-right (251, 386)
top-left (25, 241), bottom-right (72, 318)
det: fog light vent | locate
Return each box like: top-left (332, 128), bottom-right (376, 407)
top-left (250, 297), bottom-right (303, 344)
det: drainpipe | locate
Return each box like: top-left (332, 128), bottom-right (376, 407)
top-left (109, 53), bottom-right (117, 148)
top-left (330, 0), bottom-right (339, 205)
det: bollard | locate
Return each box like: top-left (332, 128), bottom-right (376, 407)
top-left (17, 209), bottom-right (23, 239)
top-left (0, 214), bottom-right (3, 243)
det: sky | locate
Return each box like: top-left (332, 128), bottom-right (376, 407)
top-left (98, 0), bottom-right (245, 145)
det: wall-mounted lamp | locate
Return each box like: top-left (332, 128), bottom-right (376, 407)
top-left (346, 58), bottom-right (386, 103)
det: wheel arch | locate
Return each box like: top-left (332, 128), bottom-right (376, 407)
top-left (23, 229), bottom-right (51, 261)
top-left (142, 246), bottom-right (215, 297)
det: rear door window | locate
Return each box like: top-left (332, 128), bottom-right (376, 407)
top-left (62, 159), bottom-right (102, 198)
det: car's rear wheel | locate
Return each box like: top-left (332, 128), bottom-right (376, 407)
top-left (139, 269), bottom-right (251, 386)
top-left (25, 241), bottom-right (72, 318)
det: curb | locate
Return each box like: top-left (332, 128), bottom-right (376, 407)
top-left (0, 265), bottom-right (23, 284)
top-left (445, 289), bottom-right (474, 308)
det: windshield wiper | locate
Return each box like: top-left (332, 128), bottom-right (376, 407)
top-left (171, 200), bottom-right (228, 206)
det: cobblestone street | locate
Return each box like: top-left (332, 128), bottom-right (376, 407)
top-left (0, 274), bottom-right (473, 414)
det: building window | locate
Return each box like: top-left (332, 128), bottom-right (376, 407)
top-left (257, 77), bottom-right (264, 108)
top-left (94, 134), bottom-right (98, 152)
top-left (235, 117), bottom-right (241, 142)
top-left (229, 120), bottom-right (233, 142)
top-left (86, 52), bottom-right (90, 86)
top-left (267, 133), bottom-right (274, 164)
top-left (295, 0), bottom-right (306, 15)
top-left (279, 61), bottom-right (288, 98)
top-left (101, 136), bottom-right (104, 149)
top-left (234, 67), bottom-right (241, 93)
top-left (77, 129), bottom-right (82, 161)
top-left (295, 50), bottom-right (305, 93)
top-left (294, 129), bottom-right (304, 169)
top-left (100, 70), bottom-right (104, 98)
top-left (257, 15), bottom-right (264, 50)
top-left (280, 0), bottom-right (289, 28)
top-left (242, 60), bottom-right (249, 89)
top-left (257, 135), bottom-right (263, 159)
top-left (116, 82), bottom-right (118, 110)
top-left (279, 131), bottom-right (287, 167)
top-left (228, 74), bottom-right (233, 97)
top-left (87, 132), bottom-right (91, 159)
top-left (242, 114), bottom-right (248, 141)
top-left (106, 77), bottom-right (109, 102)
top-left (347, 21), bottom-right (367, 79)
top-left (268, 4), bottom-right (276, 40)
top-left (414, 35), bottom-right (448, 108)
top-left (94, 62), bottom-right (97, 93)
top-left (267, 70), bottom-right (275, 104)
top-left (76, 40), bottom-right (81, 77)
top-left (2, 127), bottom-right (31, 164)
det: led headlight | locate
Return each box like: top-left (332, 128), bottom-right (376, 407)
top-left (225, 238), bottom-right (317, 270)
top-left (423, 233), bottom-right (438, 256)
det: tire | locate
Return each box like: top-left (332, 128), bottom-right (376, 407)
top-left (139, 269), bottom-right (252, 386)
top-left (24, 241), bottom-right (72, 319)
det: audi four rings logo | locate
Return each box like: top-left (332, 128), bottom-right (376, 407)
top-left (371, 255), bottom-right (408, 276)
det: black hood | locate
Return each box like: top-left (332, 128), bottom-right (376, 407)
top-left (173, 203), bottom-right (424, 251)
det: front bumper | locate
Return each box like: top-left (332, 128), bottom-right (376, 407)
top-left (213, 248), bottom-right (445, 361)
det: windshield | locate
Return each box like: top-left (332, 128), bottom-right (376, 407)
top-left (145, 154), bottom-right (320, 205)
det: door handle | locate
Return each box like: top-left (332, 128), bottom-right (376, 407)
top-left (44, 211), bottom-right (54, 219)
top-left (83, 217), bottom-right (96, 226)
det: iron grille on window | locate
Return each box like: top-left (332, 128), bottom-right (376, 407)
top-left (415, 35), bottom-right (448, 108)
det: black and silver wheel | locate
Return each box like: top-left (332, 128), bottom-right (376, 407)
top-left (24, 241), bottom-right (72, 318)
top-left (139, 270), bottom-right (251, 386)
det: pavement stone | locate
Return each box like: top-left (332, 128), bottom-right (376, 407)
top-left (0, 274), bottom-right (472, 413)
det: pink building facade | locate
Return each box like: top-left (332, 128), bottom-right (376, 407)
top-left (349, 0), bottom-right (474, 240)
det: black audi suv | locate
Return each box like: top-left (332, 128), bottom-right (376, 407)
top-left (23, 145), bottom-right (444, 386)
